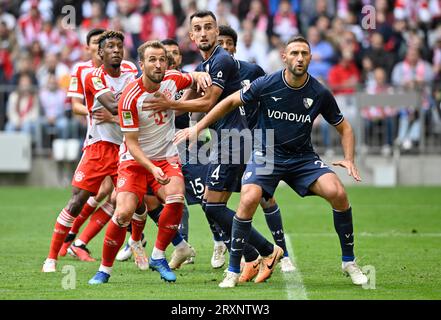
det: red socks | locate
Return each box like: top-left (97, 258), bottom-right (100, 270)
top-left (101, 216), bottom-right (128, 268)
top-left (47, 209), bottom-right (75, 259)
top-left (78, 201), bottom-right (113, 244)
top-left (131, 208), bottom-right (147, 242)
top-left (155, 196), bottom-right (184, 251)
top-left (70, 197), bottom-right (98, 234)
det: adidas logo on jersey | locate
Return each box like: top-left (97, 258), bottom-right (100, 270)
top-left (267, 109), bottom-right (311, 123)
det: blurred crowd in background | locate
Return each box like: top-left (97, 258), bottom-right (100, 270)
top-left (1, 0), bottom-right (441, 158)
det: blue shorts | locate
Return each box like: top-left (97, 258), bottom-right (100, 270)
top-left (242, 152), bottom-right (334, 199)
top-left (206, 163), bottom-right (245, 193)
top-left (182, 163), bottom-right (208, 205)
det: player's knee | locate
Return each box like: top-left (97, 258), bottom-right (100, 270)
top-left (241, 186), bottom-right (261, 207)
top-left (326, 183), bottom-right (348, 206)
top-left (114, 207), bottom-right (133, 225)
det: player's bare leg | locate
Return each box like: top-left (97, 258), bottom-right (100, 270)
top-left (309, 173), bottom-right (367, 285)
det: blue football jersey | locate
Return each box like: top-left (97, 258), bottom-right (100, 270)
top-left (236, 59), bottom-right (266, 130)
top-left (240, 71), bottom-right (344, 160)
top-left (195, 45), bottom-right (247, 133)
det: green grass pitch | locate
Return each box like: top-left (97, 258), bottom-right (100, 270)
top-left (0, 186), bottom-right (440, 300)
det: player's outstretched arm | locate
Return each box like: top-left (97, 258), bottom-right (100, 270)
top-left (332, 119), bottom-right (362, 182)
top-left (124, 131), bottom-right (170, 185)
top-left (189, 72), bottom-right (212, 94)
top-left (143, 85), bottom-right (223, 113)
top-left (173, 90), bottom-right (242, 145)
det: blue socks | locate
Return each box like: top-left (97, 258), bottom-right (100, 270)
top-left (333, 207), bottom-right (355, 261)
top-left (263, 204), bottom-right (288, 257)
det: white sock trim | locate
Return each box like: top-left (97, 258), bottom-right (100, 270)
top-left (165, 194), bottom-right (185, 204)
top-left (100, 201), bottom-right (114, 217)
top-left (151, 247), bottom-right (165, 259)
top-left (57, 209), bottom-right (75, 227)
top-left (98, 264), bottom-right (112, 275)
top-left (87, 197), bottom-right (99, 208)
top-left (74, 239), bottom-right (86, 247)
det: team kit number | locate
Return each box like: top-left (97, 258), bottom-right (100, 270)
top-left (149, 111), bottom-right (168, 125)
top-left (189, 177), bottom-right (205, 199)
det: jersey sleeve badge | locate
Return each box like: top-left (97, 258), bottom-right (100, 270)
top-left (122, 111), bottom-right (134, 126)
top-left (69, 77), bottom-right (78, 91)
top-left (92, 77), bottom-right (105, 90)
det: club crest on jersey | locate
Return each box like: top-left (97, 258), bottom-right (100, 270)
top-left (122, 111), bottom-right (134, 126)
top-left (117, 177), bottom-right (126, 188)
top-left (92, 77), bottom-right (105, 90)
top-left (74, 170), bottom-right (85, 182)
top-left (303, 98), bottom-right (314, 109)
top-left (69, 77), bottom-right (78, 91)
top-left (163, 89), bottom-right (173, 100)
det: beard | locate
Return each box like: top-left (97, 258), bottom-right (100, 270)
top-left (288, 64), bottom-right (308, 77)
top-left (147, 72), bottom-right (165, 84)
top-left (111, 62), bottom-right (121, 69)
top-left (198, 41), bottom-right (214, 52)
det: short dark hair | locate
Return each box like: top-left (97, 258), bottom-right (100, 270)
top-left (137, 40), bottom-right (167, 61)
top-left (218, 25), bottom-right (237, 47)
top-left (161, 39), bottom-right (179, 47)
top-left (189, 10), bottom-right (217, 24)
top-left (97, 30), bottom-right (125, 49)
top-left (286, 36), bottom-right (310, 50)
top-left (86, 28), bottom-right (106, 46)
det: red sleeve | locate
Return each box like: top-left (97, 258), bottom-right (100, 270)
top-left (165, 70), bottom-right (193, 91)
top-left (118, 82), bottom-right (139, 131)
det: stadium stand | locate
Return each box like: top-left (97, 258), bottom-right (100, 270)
top-left (0, 0), bottom-right (440, 185)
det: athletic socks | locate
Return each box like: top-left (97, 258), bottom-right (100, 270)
top-left (263, 204), bottom-right (289, 257)
top-left (69, 197), bottom-right (98, 234)
top-left (130, 206), bottom-right (148, 242)
top-left (204, 203), bottom-right (273, 259)
top-left (48, 208), bottom-right (75, 259)
top-left (78, 201), bottom-right (113, 245)
top-left (333, 207), bottom-right (355, 261)
top-left (147, 203), bottom-right (186, 247)
top-left (101, 215), bottom-right (128, 268)
top-left (155, 195), bottom-right (184, 251)
top-left (179, 204), bottom-right (189, 242)
top-left (147, 204), bottom-right (163, 224)
top-left (228, 215), bottom-right (252, 273)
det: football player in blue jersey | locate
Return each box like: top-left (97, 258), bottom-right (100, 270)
top-left (144, 10), bottom-right (283, 283)
top-left (175, 36), bottom-right (368, 288)
top-left (218, 24), bottom-right (296, 274)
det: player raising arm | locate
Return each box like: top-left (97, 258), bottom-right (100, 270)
top-left (175, 36), bottom-right (366, 288)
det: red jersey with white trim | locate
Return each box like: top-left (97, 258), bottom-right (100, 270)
top-left (84, 63), bottom-right (138, 146)
top-left (118, 70), bottom-right (193, 161)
